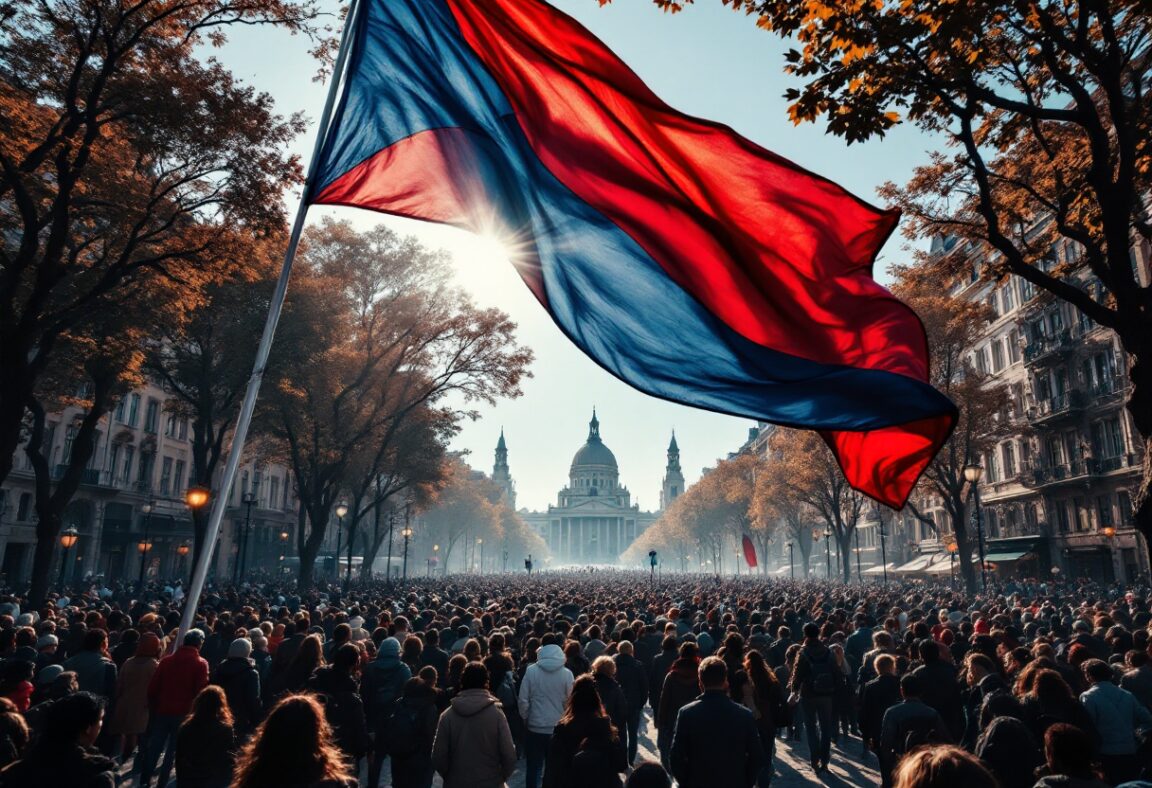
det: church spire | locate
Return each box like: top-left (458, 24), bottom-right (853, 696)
top-left (661, 429), bottom-right (684, 511)
top-left (588, 408), bottom-right (600, 441)
top-left (493, 428), bottom-right (514, 508)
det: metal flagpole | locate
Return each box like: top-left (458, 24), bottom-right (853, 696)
top-left (176, 0), bottom-right (363, 648)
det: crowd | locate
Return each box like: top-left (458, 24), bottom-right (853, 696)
top-left (0, 569), bottom-right (1146, 788)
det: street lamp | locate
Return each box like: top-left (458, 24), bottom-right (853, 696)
top-left (334, 501), bottom-right (348, 583)
top-left (279, 529), bottom-right (289, 575)
top-left (185, 487), bottom-right (210, 510)
top-left (138, 501), bottom-right (154, 590)
top-left (786, 542), bottom-right (794, 580)
top-left (401, 525), bottom-right (413, 581)
top-left (176, 542), bottom-right (190, 585)
top-left (58, 527), bottom-right (79, 591)
top-left (963, 462), bottom-right (988, 592)
top-left (1103, 525), bottom-right (1116, 582)
top-left (820, 528), bottom-right (832, 579)
top-left (477, 538), bottom-right (484, 574)
top-left (878, 515), bottom-right (889, 586)
top-left (235, 490), bottom-right (256, 583)
top-left (854, 527), bottom-right (863, 583)
top-left (137, 537), bottom-right (154, 587)
top-left (947, 540), bottom-right (959, 589)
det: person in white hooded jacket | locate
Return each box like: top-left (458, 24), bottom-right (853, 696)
top-left (518, 642), bottom-right (574, 788)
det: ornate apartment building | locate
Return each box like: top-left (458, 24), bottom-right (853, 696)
top-left (0, 380), bottom-right (300, 587)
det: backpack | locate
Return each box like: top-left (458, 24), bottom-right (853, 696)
top-left (807, 649), bottom-right (840, 696)
top-left (382, 704), bottom-right (422, 758)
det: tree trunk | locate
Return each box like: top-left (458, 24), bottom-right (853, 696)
top-left (839, 531), bottom-right (854, 583)
top-left (1125, 352), bottom-right (1152, 572)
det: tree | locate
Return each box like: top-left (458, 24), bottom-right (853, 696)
top-left (890, 266), bottom-right (1011, 591)
top-left (635, 0), bottom-right (1152, 563)
top-left (265, 220), bottom-right (533, 588)
top-left (751, 453), bottom-right (817, 577)
top-left (418, 459), bottom-right (499, 574)
top-left (0, 0), bottom-right (318, 489)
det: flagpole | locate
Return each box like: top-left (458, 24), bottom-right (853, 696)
top-left (176, 0), bottom-right (363, 648)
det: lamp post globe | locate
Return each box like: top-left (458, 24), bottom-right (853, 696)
top-left (57, 527), bottom-right (79, 591)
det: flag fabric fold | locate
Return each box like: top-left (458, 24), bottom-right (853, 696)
top-left (308, 0), bottom-right (957, 508)
top-left (742, 535), bottom-right (758, 570)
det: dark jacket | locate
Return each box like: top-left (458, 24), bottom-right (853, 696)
top-left (388, 684), bottom-right (439, 788)
top-left (911, 660), bottom-right (964, 740)
top-left (962, 672), bottom-right (1008, 748)
top-left (1020, 694), bottom-right (1098, 747)
top-left (648, 648), bottom-right (677, 717)
top-left (0, 744), bottom-right (116, 788)
top-left (593, 674), bottom-right (628, 737)
top-left (670, 689), bottom-right (764, 788)
top-left (656, 658), bottom-right (699, 732)
top-left (305, 667), bottom-right (371, 760)
top-left (542, 715), bottom-right (626, 788)
top-left (973, 716), bottom-right (1042, 788)
top-left (174, 718), bottom-right (235, 788)
top-left (878, 698), bottom-right (951, 772)
top-left (860, 673), bottom-right (902, 747)
top-left (419, 645), bottom-right (450, 681)
top-left (1120, 665), bottom-right (1152, 713)
top-left (61, 651), bottom-right (116, 700)
top-left (211, 657), bottom-right (262, 737)
top-left (612, 653), bottom-right (649, 714)
top-left (431, 689), bottom-right (516, 788)
top-left (360, 654), bottom-right (412, 729)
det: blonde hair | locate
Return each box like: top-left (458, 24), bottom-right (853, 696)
top-left (592, 655), bottom-right (616, 677)
top-left (893, 745), bottom-right (997, 788)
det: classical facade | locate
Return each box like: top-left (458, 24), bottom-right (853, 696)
top-left (0, 380), bottom-right (300, 587)
top-left (515, 411), bottom-right (662, 564)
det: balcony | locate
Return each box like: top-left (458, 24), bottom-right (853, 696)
top-left (1024, 460), bottom-right (1092, 488)
top-left (1024, 329), bottom-right (1077, 366)
top-left (51, 465), bottom-right (107, 487)
top-left (1031, 390), bottom-right (1084, 424)
top-left (1087, 375), bottom-right (1130, 406)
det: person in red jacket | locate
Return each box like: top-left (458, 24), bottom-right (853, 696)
top-left (137, 629), bottom-right (209, 788)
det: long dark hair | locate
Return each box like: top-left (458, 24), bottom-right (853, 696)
top-left (231, 694), bottom-right (352, 788)
top-left (184, 685), bottom-right (233, 729)
top-left (744, 649), bottom-right (779, 711)
top-left (558, 675), bottom-right (618, 741)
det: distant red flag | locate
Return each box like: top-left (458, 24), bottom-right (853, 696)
top-left (742, 535), bottom-right (758, 569)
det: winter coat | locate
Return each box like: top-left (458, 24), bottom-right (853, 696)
top-left (911, 660), bottom-right (965, 741)
top-left (108, 656), bottom-right (158, 735)
top-left (1120, 665), bottom-right (1152, 713)
top-left (860, 673), bottom-right (901, 747)
top-left (648, 647), bottom-right (678, 717)
top-left (1020, 695), bottom-right (1098, 746)
top-left (389, 684), bottom-right (439, 788)
top-left (360, 653), bottom-right (412, 730)
top-left (61, 650), bottom-right (116, 700)
top-left (670, 689), bottom-right (763, 788)
top-left (1080, 681), bottom-right (1152, 755)
top-left (656, 658), bottom-right (699, 732)
top-left (211, 657), bottom-right (262, 737)
top-left (612, 653), bottom-right (649, 714)
top-left (517, 645), bottom-right (574, 735)
top-left (431, 689), bottom-right (517, 788)
top-left (0, 744), bottom-right (117, 788)
top-left (593, 674), bottom-right (628, 738)
top-left (542, 715), bottom-right (626, 788)
top-left (305, 667), bottom-right (371, 760)
top-left (174, 718), bottom-right (235, 788)
top-left (148, 646), bottom-right (209, 718)
top-left (419, 645), bottom-right (450, 681)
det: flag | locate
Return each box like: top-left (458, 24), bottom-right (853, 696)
top-left (308, 0), bottom-right (957, 507)
top-left (742, 535), bottom-right (758, 569)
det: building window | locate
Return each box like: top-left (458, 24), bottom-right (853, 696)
top-left (1008, 330), bottom-right (1021, 364)
top-left (1002, 283), bottom-right (1016, 312)
top-left (1055, 502), bottom-right (1070, 533)
top-left (127, 394), bottom-right (140, 427)
top-left (160, 457), bottom-right (173, 496)
top-left (991, 340), bottom-right (1005, 372)
top-left (174, 460), bottom-right (186, 495)
top-left (109, 444), bottom-right (120, 482)
top-left (973, 347), bottom-right (988, 375)
top-left (1097, 495), bottom-right (1114, 527)
top-left (269, 477), bottom-right (280, 511)
top-left (122, 446), bottom-right (134, 483)
top-left (115, 398), bottom-right (126, 423)
top-left (178, 418), bottom-right (188, 440)
top-left (16, 493), bottom-right (31, 522)
top-left (165, 415), bottom-right (176, 437)
top-left (1001, 442), bottom-right (1016, 478)
top-left (1073, 496), bottom-right (1089, 532)
top-left (144, 399), bottom-right (159, 434)
top-left (137, 451), bottom-right (155, 492)
top-left (63, 425), bottom-right (78, 465)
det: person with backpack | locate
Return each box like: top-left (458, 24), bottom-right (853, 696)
top-left (385, 677), bottom-right (439, 788)
top-left (542, 674), bottom-right (627, 788)
top-left (305, 643), bottom-right (371, 769)
top-left (431, 662), bottom-right (516, 788)
top-left (518, 643), bottom-right (575, 788)
top-left (878, 674), bottom-right (952, 788)
top-left (361, 636), bottom-right (412, 788)
top-left (788, 622), bottom-right (840, 773)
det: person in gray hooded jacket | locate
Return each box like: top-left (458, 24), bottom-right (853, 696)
top-left (432, 662), bottom-right (516, 788)
top-left (518, 642), bottom-right (574, 788)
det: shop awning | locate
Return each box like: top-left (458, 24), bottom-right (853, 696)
top-left (983, 550), bottom-right (1031, 563)
top-left (924, 556), bottom-right (957, 574)
top-left (862, 563), bottom-right (897, 575)
top-left (894, 555), bottom-right (933, 573)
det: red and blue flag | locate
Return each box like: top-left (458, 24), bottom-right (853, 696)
top-left (308, 0), bottom-right (957, 508)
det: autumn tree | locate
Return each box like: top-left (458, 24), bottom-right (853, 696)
top-left (417, 458), bottom-right (500, 574)
top-left (636, 0), bottom-right (1152, 560)
top-left (0, 0), bottom-right (319, 491)
top-left (264, 220), bottom-right (533, 588)
top-left (751, 453), bottom-right (817, 577)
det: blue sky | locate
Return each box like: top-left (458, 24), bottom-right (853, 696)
top-left (215, 0), bottom-right (938, 512)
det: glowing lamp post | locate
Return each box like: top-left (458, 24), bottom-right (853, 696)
top-left (401, 525), bottom-right (413, 581)
top-left (58, 527), bottom-right (79, 591)
top-left (963, 463), bottom-right (987, 592)
top-left (334, 501), bottom-right (349, 583)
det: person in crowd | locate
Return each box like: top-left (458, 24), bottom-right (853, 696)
top-left (592, 656), bottom-right (628, 749)
top-left (0, 698), bottom-right (28, 769)
top-left (789, 622), bottom-right (840, 773)
top-left (655, 640), bottom-right (699, 770)
top-left (613, 640), bottom-right (649, 765)
top-left (910, 638), bottom-right (964, 742)
top-left (305, 642), bottom-right (371, 767)
top-left (669, 655), bottom-right (764, 788)
top-left (878, 674), bottom-right (951, 788)
top-left (1034, 723), bottom-right (1111, 788)
top-left (891, 745), bottom-right (998, 788)
top-left (1020, 668), bottom-right (1096, 745)
top-left (210, 637), bottom-right (262, 740)
top-left (542, 674), bottom-right (627, 788)
top-left (1078, 657), bottom-right (1152, 784)
top-left (973, 714), bottom-right (1042, 788)
top-left (419, 628), bottom-right (450, 679)
top-left (0, 691), bottom-right (116, 788)
top-left (108, 632), bottom-right (161, 766)
top-left (431, 661), bottom-right (517, 788)
top-left (362, 635), bottom-right (412, 788)
top-left (624, 761), bottom-right (672, 788)
top-left (248, 632), bottom-right (272, 687)
top-left (1120, 649), bottom-right (1152, 713)
top-left (742, 649), bottom-right (785, 785)
top-left (648, 635), bottom-right (678, 722)
top-left (386, 676), bottom-right (439, 788)
top-left (174, 685), bottom-right (236, 788)
top-left (829, 642), bottom-right (857, 741)
top-left (860, 653), bottom-right (902, 757)
top-left (518, 642), bottom-right (574, 788)
top-left (63, 629), bottom-right (117, 701)
top-left (140, 628), bottom-right (210, 788)
top-left (229, 694), bottom-right (356, 788)
top-left (0, 662), bottom-right (32, 714)
top-left (268, 632), bottom-right (324, 700)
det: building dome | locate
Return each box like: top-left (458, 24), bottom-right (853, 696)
top-left (570, 410), bottom-right (618, 470)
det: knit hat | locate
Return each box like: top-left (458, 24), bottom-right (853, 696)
top-left (378, 637), bottom-right (401, 658)
top-left (16, 613), bottom-right (35, 627)
top-left (349, 616), bottom-right (364, 630)
top-left (228, 638), bottom-right (253, 659)
top-left (36, 634), bottom-right (58, 650)
top-left (250, 633), bottom-right (268, 650)
top-left (36, 664), bottom-right (64, 687)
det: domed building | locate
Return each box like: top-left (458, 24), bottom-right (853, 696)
top-left (508, 410), bottom-right (668, 564)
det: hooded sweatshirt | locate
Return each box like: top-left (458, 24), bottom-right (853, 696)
top-left (432, 689), bottom-right (517, 788)
top-left (518, 644), bottom-right (574, 734)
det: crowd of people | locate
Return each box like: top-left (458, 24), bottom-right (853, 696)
top-left (0, 569), bottom-right (1146, 788)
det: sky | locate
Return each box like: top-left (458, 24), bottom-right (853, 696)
top-left (215, 0), bottom-right (940, 512)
